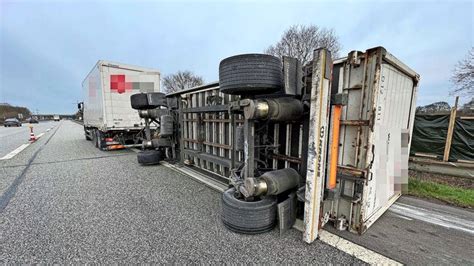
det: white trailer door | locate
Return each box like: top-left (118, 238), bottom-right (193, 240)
top-left (364, 63), bottom-right (415, 220)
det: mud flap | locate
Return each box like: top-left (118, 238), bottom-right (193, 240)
top-left (278, 192), bottom-right (297, 236)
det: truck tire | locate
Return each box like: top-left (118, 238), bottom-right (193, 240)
top-left (85, 128), bottom-right (92, 141)
top-left (221, 187), bottom-right (277, 234)
top-left (131, 93), bottom-right (149, 110)
top-left (137, 150), bottom-right (163, 165)
top-left (96, 130), bottom-right (106, 150)
top-left (131, 92), bottom-right (166, 110)
top-left (219, 54), bottom-right (283, 95)
top-left (92, 129), bottom-right (98, 148)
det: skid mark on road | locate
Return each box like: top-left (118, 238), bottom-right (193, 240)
top-left (34, 153), bottom-right (134, 166)
top-left (0, 125), bottom-right (60, 212)
top-left (0, 153), bottom-right (135, 169)
top-left (390, 202), bottom-right (474, 235)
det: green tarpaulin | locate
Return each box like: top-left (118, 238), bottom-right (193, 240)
top-left (410, 115), bottom-right (473, 161)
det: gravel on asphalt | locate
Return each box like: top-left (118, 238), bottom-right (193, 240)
top-left (0, 121), bottom-right (362, 263)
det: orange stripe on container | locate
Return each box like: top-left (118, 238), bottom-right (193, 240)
top-left (329, 105), bottom-right (342, 190)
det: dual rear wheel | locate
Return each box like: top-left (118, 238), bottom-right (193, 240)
top-left (219, 54), bottom-right (282, 234)
top-left (221, 188), bottom-right (277, 234)
top-left (86, 128), bottom-right (106, 150)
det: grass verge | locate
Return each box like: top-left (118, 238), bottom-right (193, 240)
top-left (408, 177), bottom-right (474, 208)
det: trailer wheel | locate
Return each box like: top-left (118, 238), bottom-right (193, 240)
top-left (219, 54), bottom-right (283, 95)
top-left (221, 187), bottom-right (277, 234)
top-left (137, 150), bottom-right (163, 165)
top-left (92, 129), bottom-right (98, 148)
top-left (131, 92), bottom-right (166, 110)
top-left (84, 128), bottom-right (92, 141)
top-left (96, 130), bottom-right (106, 150)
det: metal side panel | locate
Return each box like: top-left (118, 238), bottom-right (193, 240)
top-left (303, 48), bottom-right (332, 243)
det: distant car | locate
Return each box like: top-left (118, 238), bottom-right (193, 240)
top-left (27, 117), bottom-right (39, 123)
top-left (4, 118), bottom-right (22, 127)
top-left (53, 115), bottom-right (60, 121)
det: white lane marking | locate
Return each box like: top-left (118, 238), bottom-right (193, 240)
top-left (0, 143), bottom-right (30, 160)
top-left (318, 230), bottom-right (401, 265)
top-left (0, 127), bottom-right (54, 160)
top-left (291, 220), bottom-right (399, 264)
top-left (390, 202), bottom-right (474, 235)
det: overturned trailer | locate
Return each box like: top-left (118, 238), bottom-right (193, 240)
top-left (134, 46), bottom-right (419, 243)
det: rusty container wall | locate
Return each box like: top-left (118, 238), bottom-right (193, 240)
top-left (322, 47), bottom-right (419, 233)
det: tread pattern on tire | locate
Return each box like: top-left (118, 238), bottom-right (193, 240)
top-left (96, 130), bottom-right (106, 150)
top-left (137, 150), bottom-right (162, 165)
top-left (221, 187), bottom-right (277, 234)
top-left (219, 54), bottom-right (283, 95)
top-left (131, 93), bottom-right (166, 110)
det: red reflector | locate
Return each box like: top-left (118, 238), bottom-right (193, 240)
top-left (107, 145), bottom-right (125, 150)
top-left (105, 138), bottom-right (114, 142)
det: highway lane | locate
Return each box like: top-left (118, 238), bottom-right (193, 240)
top-left (327, 196), bottom-right (474, 265)
top-left (0, 121), bottom-right (361, 264)
top-left (1, 120), bottom-right (472, 264)
top-left (0, 121), bottom-right (58, 158)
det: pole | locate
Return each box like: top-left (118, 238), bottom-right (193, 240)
top-left (443, 96), bottom-right (459, 162)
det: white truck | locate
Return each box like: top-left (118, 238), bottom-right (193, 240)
top-left (82, 60), bottom-right (160, 150)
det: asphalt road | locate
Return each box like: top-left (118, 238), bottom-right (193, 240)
top-left (0, 121), bottom-right (58, 158)
top-left (327, 196), bottom-right (474, 265)
top-left (0, 121), bottom-right (361, 263)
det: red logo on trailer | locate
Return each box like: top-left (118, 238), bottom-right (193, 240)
top-left (110, 75), bottom-right (133, 94)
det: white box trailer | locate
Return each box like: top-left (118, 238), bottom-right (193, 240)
top-left (159, 46), bottom-right (419, 243)
top-left (316, 47), bottom-right (419, 239)
top-left (82, 60), bottom-right (160, 149)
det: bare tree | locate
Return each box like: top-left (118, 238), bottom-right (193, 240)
top-left (416, 102), bottom-right (451, 114)
top-left (451, 47), bottom-right (474, 95)
top-left (265, 25), bottom-right (342, 66)
top-left (162, 71), bottom-right (204, 93)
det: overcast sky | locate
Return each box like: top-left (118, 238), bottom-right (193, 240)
top-left (0, 0), bottom-right (472, 114)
